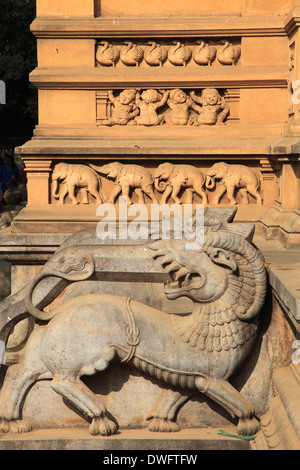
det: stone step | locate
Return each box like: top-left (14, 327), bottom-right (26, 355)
top-left (0, 427), bottom-right (251, 451)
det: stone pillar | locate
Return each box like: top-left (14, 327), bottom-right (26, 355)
top-left (24, 159), bottom-right (52, 206)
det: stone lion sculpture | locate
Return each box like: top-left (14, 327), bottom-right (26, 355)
top-left (0, 209), bottom-right (266, 437)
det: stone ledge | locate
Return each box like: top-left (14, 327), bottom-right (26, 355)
top-left (16, 136), bottom-right (276, 156)
top-left (30, 15), bottom-right (287, 39)
top-left (0, 427), bottom-right (251, 450)
top-left (258, 365), bottom-right (300, 450)
top-left (29, 65), bottom-right (287, 90)
top-left (254, 234), bottom-right (300, 326)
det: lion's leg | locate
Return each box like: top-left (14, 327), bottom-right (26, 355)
top-left (195, 376), bottom-right (259, 436)
top-left (146, 389), bottom-right (191, 432)
top-left (51, 376), bottom-right (117, 436)
top-left (0, 361), bottom-right (50, 433)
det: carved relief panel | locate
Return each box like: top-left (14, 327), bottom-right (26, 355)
top-left (95, 88), bottom-right (238, 126)
top-left (95, 39), bottom-right (241, 68)
top-left (51, 161), bottom-right (263, 206)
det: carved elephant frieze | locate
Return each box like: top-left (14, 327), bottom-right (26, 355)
top-left (89, 161), bottom-right (158, 205)
top-left (205, 162), bottom-right (263, 205)
top-left (154, 162), bottom-right (208, 204)
top-left (50, 161), bottom-right (265, 206)
top-left (52, 163), bottom-right (103, 205)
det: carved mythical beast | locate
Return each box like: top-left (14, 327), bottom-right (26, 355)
top-left (0, 209), bottom-right (266, 437)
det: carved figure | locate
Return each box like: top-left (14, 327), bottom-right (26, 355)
top-left (168, 42), bottom-right (192, 66)
top-left (154, 162), bottom-right (208, 204)
top-left (52, 163), bottom-right (103, 205)
top-left (217, 42), bottom-right (241, 65)
top-left (120, 41), bottom-right (144, 66)
top-left (100, 90), bottom-right (139, 126)
top-left (89, 161), bottom-right (158, 205)
top-left (193, 41), bottom-right (216, 66)
top-left (0, 210), bottom-right (266, 436)
top-left (135, 89), bottom-right (169, 126)
top-left (205, 162), bottom-right (263, 205)
top-left (164, 89), bottom-right (199, 126)
top-left (144, 41), bottom-right (168, 66)
top-left (96, 41), bottom-right (120, 67)
top-left (190, 88), bottom-right (229, 125)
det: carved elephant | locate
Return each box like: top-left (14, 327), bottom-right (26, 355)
top-left (154, 162), bottom-right (208, 204)
top-left (52, 163), bottom-right (103, 205)
top-left (205, 162), bottom-right (262, 205)
top-left (89, 161), bottom-right (158, 205)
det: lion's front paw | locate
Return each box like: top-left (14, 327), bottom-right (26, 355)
top-left (89, 416), bottom-right (118, 436)
top-left (0, 419), bottom-right (32, 434)
top-left (237, 417), bottom-right (259, 436)
top-left (148, 418), bottom-right (180, 433)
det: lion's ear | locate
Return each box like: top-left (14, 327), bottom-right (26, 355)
top-left (209, 248), bottom-right (237, 272)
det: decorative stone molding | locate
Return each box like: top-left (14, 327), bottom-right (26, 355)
top-left (31, 16), bottom-right (287, 40)
top-left (95, 39), bottom-right (241, 67)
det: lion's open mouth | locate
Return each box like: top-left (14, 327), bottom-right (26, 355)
top-left (164, 269), bottom-right (204, 294)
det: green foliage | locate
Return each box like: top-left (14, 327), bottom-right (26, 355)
top-left (0, 0), bottom-right (37, 150)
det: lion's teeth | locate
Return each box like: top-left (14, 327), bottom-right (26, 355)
top-left (174, 267), bottom-right (189, 281)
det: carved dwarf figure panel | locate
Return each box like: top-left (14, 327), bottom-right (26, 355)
top-left (0, 208), bottom-right (266, 436)
top-left (97, 88), bottom-right (230, 126)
